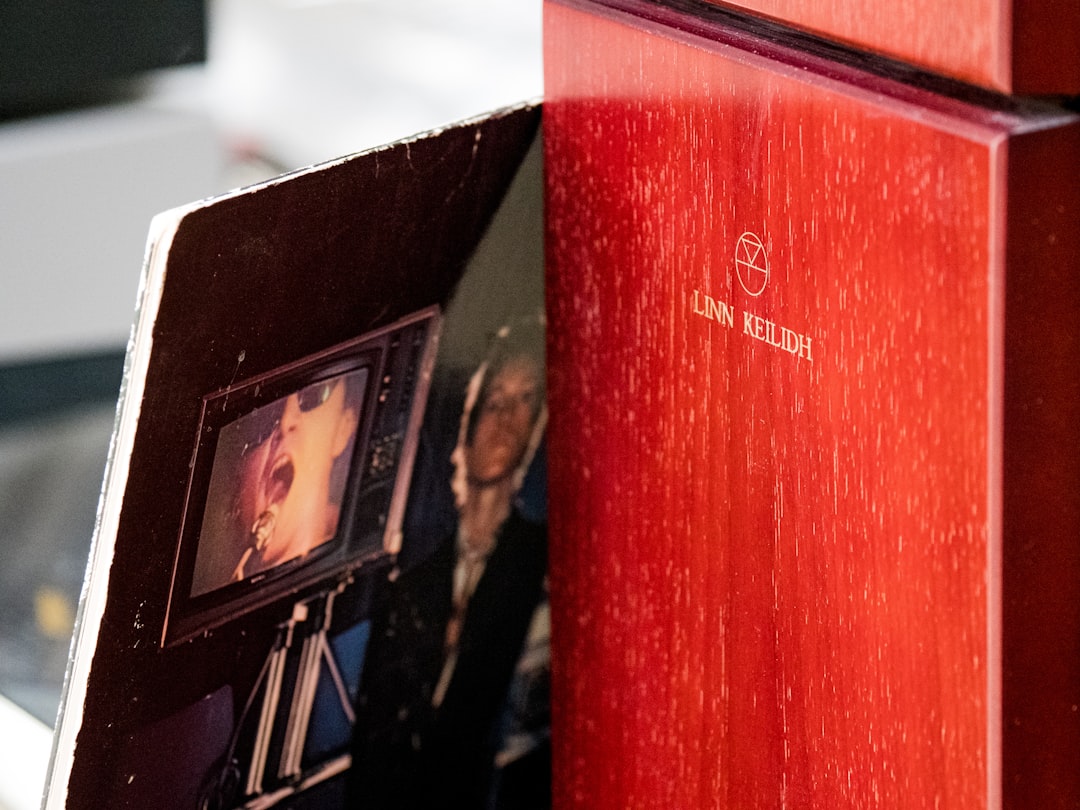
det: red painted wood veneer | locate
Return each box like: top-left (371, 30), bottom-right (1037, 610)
top-left (543, 1), bottom-right (1080, 806)
top-left (703, 0), bottom-right (1080, 95)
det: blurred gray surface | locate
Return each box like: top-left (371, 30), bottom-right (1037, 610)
top-left (0, 404), bottom-right (115, 725)
top-left (0, 101), bottom-right (224, 363)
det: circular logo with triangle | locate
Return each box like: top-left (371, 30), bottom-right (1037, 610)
top-left (735, 232), bottom-right (769, 296)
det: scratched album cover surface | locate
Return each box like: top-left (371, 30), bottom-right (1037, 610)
top-left (544, 1), bottom-right (1080, 807)
top-left (44, 103), bottom-right (550, 810)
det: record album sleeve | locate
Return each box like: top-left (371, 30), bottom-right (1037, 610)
top-left (44, 102), bottom-right (550, 810)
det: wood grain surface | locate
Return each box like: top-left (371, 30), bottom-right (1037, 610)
top-left (543, 1), bottom-right (1080, 806)
top-left (701, 0), bottom-right (1080, 95)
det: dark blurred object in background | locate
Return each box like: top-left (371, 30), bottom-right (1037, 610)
top-left (0, 351), bottom-right (125, 427)
top-left (0, 1), bottom-right (206, 117)
top-left (0, 351), bottom-right (124, 724)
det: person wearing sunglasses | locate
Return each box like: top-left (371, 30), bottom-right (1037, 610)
top-left (190, 371), bottom-right (364, 596)
top-left (230, 374), bottom-right (363, 580)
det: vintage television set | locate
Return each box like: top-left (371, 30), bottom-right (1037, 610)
top-left (161, 307), bottom-right (440, 648)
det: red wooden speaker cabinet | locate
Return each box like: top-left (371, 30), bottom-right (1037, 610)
top-left (700, 0), bottom-right (1080, 95)
top-left (544, 0), bottom-right (1080, 806)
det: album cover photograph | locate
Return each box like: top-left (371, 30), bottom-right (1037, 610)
top-left (165, 312), bottom-right (438, 648)
top-left (43, 102), bottom-right (547, 810)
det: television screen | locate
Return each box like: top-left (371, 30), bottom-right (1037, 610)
top-left (162, 307), bottom-right (439, 646)
top-left (190, 366), bottom-right (369, 597)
